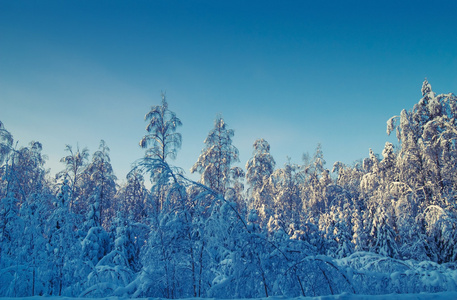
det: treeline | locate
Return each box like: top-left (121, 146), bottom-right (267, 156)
top-left (1, 80), bottom-right (457, 297)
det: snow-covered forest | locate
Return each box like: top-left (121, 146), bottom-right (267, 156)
top-left (2, 80), bottom-right (457, 298)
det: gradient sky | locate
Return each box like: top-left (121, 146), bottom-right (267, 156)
top-left (1, 0), bottom-right (457, 182)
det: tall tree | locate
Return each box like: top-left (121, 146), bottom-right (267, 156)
top-left (57, 145), bottom-right (89, 213)
top-left (191, 115), bottom-right (240, 196)
top-left (302, 144), bottom-right (331, 217)
top-left (139, 93), bottom-right (182, 164)
top-left (269, 161), bottom-right (302, 230)
top-left (387, 79), bottom-right (457, 206)
top-left (83, 140), bottom-right (117, 228)
top-left (138, 93), bottom-right (183, 213)
top-left (246, 139), bottom-right (275, 215)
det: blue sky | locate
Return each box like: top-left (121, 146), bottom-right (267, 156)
top-left (1, 0), bottom-right (457, 182)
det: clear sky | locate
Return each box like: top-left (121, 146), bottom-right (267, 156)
top-left (1, 0), bottom-right (457, 183)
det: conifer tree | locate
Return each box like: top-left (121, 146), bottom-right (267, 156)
top-left (246, 139), bottom-right (275, 217)
top-left (191, 115), bottom-right (240, 196)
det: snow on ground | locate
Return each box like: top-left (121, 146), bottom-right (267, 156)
top-left (2, 292), bottom-right (457, 300)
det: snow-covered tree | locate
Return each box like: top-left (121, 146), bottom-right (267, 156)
top-left (302, 144), bottom-right (332, 217)
top-left (0, 121), bottom-right (13, 166)
top-left (332, 205), bottom-right (354, 258)
top-left (46, 179), bottom-right (82, 296)
top-left (380, 142), bottom-right (397, 182)
top-left (0, 121), bottom-right (13, 200)
top-left (8, 141), bottom-right (48, 204)
top-left (138, 93), bottom-right (183, 214)
top-left (0, 192), bottom-right (21, 260)
top-left (246, 139), bottom-right (275, 218)
top-left (135, 205), bottom-right (194, 298)
top-left (13, 193), bottom-right (48, 296)
top-left (138, 94), bottom-right (183, 177)
top-left (370, 206), bottom-right (398, 258)
top-left (387, 79), bottom-right (457, 207)
top-left (191, 115), bottom-right (240, 196)
top-left (117, 170), bottom-right (149, 222)
top-left (140, 93), bottom-right (182, 163)
top-left (80, 212), bottom-right (135, 298)
top-left (80, 197), bottom-right (111, 274)
top-left (351, 201), bottom-right (368, 252)
top-left (0, 192), bottom-right (28, 296)
top-left (269, 161), bottom-right (302, 230)
top-left (83, 140), bottom-right (117, 228)
top-left (57, 144), bottom-right (89, 214)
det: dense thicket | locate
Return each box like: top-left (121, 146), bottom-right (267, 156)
top-left (1, 80), bottom-right (457, 297)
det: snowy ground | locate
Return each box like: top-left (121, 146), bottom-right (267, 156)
top-left (2, 292), bottom-right (457, 300)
